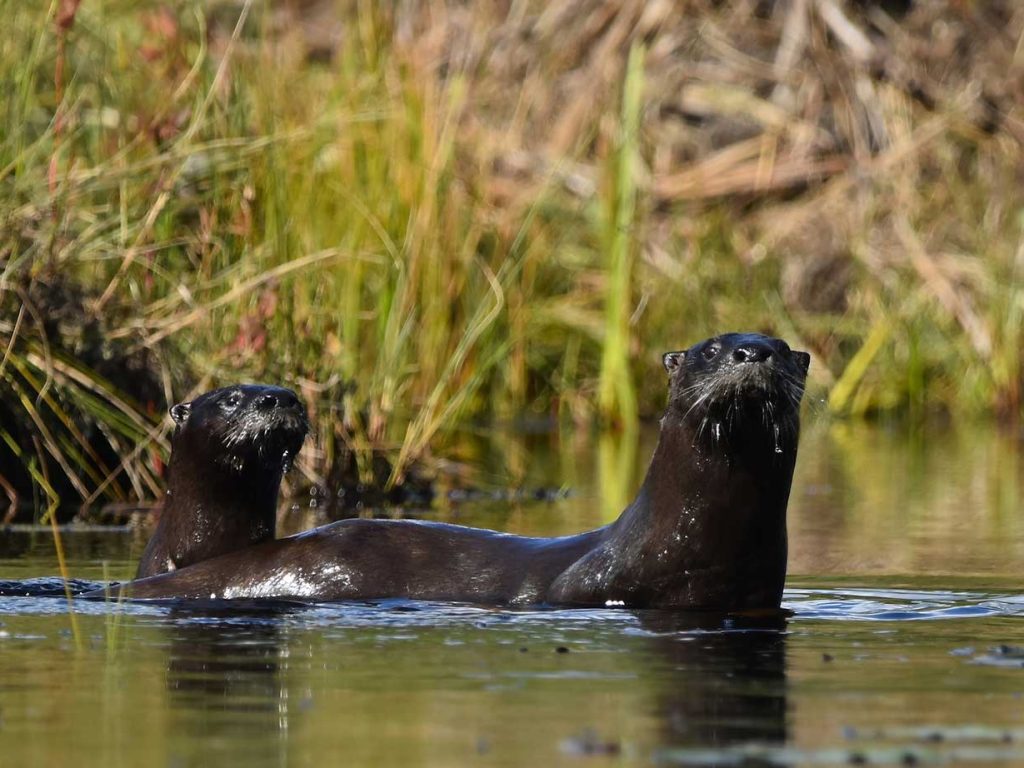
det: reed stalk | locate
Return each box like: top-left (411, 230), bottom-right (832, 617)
top-left (598, 43), bottom-right (643, 430)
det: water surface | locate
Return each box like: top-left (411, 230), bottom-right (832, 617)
top-left (1, 422), bottom-right (1023, 767)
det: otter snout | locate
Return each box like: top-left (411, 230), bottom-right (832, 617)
top-left (663, 333), bottom-right (810, 446)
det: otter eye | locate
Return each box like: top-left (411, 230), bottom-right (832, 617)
top-left (222, 391), bottom-right (244, 411)
top-left (701, 344), bottom-right (720, 361)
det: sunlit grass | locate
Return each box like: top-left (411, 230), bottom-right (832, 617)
top-left (597, 42), bottom-right (643, 430)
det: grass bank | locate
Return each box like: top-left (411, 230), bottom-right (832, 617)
top-left (1, 0), bottom-right (1022, 512)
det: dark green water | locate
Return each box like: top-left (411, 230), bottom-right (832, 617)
top-left (1, 422), bottom-right (1023, 767)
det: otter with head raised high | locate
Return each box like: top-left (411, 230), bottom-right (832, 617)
top-left (135, 384), bottom-right (309, 579)
top-left (99, 333), bottom-right (809, 610)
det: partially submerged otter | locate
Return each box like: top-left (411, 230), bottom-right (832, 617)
top-left (100, 333), bottom-right (809, 609)
top-left (135, 384), bottom-right (308, 578)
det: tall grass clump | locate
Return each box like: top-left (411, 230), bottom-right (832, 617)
top-left (1, 0), bottom-right (1022, 513)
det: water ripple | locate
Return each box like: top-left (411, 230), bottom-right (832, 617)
top-left (0, 581), bottom-right (1022, 623)
top-left (785, 587), bottom-right (1024, 621)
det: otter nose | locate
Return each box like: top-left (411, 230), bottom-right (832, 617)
top-left (732, 343), bottom-right (772, 364)
top-left (256, 388), bottom-right (300, 411)
top-left (255, 393), bottom-right (280, 411)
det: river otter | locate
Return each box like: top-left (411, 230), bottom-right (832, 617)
top-left (96, 333), bottom-right (809, 610)
top-left (134, 384), bottom-right (308, 578)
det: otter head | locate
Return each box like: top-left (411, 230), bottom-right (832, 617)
top-left (169, 384), bottom-right (309, 475)
top-left (662, 333), bottom-right (810, 455)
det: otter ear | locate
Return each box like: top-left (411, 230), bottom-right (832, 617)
top-left (662, 351), bottom-right (685, 374)
top-left (170, 402), bottom-right (191, 425)
top-left (793, 351), bottom-right (811, 374)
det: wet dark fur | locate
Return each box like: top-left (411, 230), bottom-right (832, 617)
top-left (101, 334), bottom-right (808, 610)
top-left (134, 385), bottom-right (309, 579)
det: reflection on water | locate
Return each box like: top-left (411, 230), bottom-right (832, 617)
top-left (789, 420), bottom-right (1024, 577)
top-left (164, 606), bottom-right (293, 766)
top-left (155, 606), bottom-right (792, 767)
top-left (597, 426), bottom-right (640, 524)
top-left (0, 591), bottom-right (1023, 766)
top-left (634, 612), bottom-right (788, 751)
top-left (0, 422), bottom-right (1023, 766)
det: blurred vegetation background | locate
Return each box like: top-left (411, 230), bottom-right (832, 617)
top-left (1, 0), bottom-right (1022, 514)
